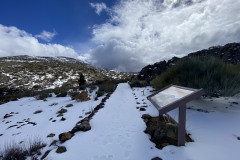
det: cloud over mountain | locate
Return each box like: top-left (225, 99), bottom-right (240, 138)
top-left (87, 0), bottom-right (240, 72)
top-left (0, 24), bottom-right (78, 58)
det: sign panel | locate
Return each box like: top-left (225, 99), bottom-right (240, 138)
top-left (150, 86), bottom-right (194, 109)
top-left (147, 85), bottom-right (204, 146)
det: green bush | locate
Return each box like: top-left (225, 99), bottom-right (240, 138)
top-left (151, 57), bottom-right (240, 96)
top-left (56, 91), bottom-right (67, 97)
top-left (68, 91), bottom-right (80, 100)
top-left (96, 80), bottom-right (117, 97)
top-left (129, 76), bottom-right (148, 87)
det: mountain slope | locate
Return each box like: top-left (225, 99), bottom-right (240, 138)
top-left (138, 42), bottom-right (240, 82)
top-left (0, 55), bottom-right (133, 90)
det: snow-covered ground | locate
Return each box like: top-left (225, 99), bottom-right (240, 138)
top-left (1, 83), bottom-right (240, 160)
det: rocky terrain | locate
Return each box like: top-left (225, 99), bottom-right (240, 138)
top-left (138, 42), bottom-right (240, 82)
top-left (0, 55), bottom-right (133, 90)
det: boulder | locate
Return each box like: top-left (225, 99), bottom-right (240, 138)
top-left (78, 121), bottom-right (91, 132)
top-left (59, 132), bottom-right (74, 142)
top-left (56, 146), bottom-right (67, 153)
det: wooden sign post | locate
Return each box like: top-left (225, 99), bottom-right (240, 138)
top-left (147, 85), bottom-right (204, 146)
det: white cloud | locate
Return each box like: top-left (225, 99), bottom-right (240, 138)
top-left (0, 24), bottom-right (79, 58)
top-left (90, 2), bottom-right (109, 15)
top-left (35, 30), bottom-right (57, 42)
top-left (86, 0), bottom-right (240, 72)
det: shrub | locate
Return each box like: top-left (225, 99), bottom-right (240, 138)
top-left (56, 91), bottom-right (67, 97)
top-left (151, 57), bottom-right (240, 96)
top-left (96, 80), bottom-right (117, 97)
top-left (53, 87), bottom-right (68, 97)
top-left (78, 73), bottom-right (86, 88)
top-left (68, 91), bottom-right (80, 100)
top-left (0, 143), bottom-right (27, 160)
top-left (74, 91), bottom-right (90, 102)
top-left (0, 138), bottom-right (46, 160)
top-left (129, 76), bottom-right (148, 87)
top-left (35, 92), bottom-right (52, 100)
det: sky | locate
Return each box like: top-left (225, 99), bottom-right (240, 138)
top-left (0, 0), bottom-right (240, 72)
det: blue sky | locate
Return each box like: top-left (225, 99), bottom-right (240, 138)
top-left (0, 0), bottom-right (114, 45)
top-left (0, 0), bottom-right (240, 72)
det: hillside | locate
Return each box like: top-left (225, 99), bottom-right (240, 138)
top-left (0, 55), bottom-right (133, 90)
top-left (138, 42), bottom-right (240, 82)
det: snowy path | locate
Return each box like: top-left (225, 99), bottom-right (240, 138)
top-left (48, 83), bottom-right (159, 160)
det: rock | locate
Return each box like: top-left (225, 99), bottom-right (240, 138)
top-left (49, 103), bottom-right (58, 106)
top-left (57, 113), bottom-right (63, 117)
top-left (4, 114), bottom-right (13, 119)
top-left (140, 108), bottom-right (146, 111)
top-left (78, 121), bottom-right (91, 132)
top-left (47, 133), bottom-right (55, 138)
top-left (0, 134), bottom-right (3, 136)
top-left (57, 109), bottom-right (67, 114)
top-left (59, 132), bottom-right (74, 142)
top-left (144, 119), bottom-right (148, 123)
top-left (237, 137), bottom-right (240, 140)
top-left (165, 123), bottom-right (178, 140)
top-left (232, 102), bottom-right (239, 105)
top-left (141, 114), bottom-right (151, 119)
top-left (154, 128), bottom-right (166, 140)
top-left (56, 146), bottom-right (67, 153)
top-left (152, 157), bottom-right (163, 160)
top-left (60, 117), bottom-right (66, 121)
top-left (65, 104), bottom-right (73, 108)
top-left (161, 143), bottom-right (169, 147)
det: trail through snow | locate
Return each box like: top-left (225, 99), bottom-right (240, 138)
top-left (48, 83), bottom-right (159, 160)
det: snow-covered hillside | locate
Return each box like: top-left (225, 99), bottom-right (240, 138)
top-left (0, 55), bottom-right (133, 90)
top-left (1, 83), bottom-right (240, 160)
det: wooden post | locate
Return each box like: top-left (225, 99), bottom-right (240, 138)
top-left (178, 104), bottom-right (186, 146)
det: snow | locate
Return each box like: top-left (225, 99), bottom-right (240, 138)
top-left (1, 83), bottom-right (240, 160)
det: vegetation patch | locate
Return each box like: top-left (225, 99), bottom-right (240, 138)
top-left (74, 91), bottom-right (90, 102)
top-left (129, 76), bottom-right (148, 87)
top-left (95, 80), bottom-right (117, 97)
top-left (0, 138), bottom-right (46, 160)
top-left (151, 57), bottom-right (240, 96)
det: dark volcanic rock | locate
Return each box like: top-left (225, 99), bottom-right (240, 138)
top-left (59, 132), bottom-right (74, 142)
top-left (56, 146), bottom-right (67, 153)
top-left (152, 157), bottom-right (163, 160)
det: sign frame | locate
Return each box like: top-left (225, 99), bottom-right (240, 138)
top-left (147, 84), bottom-right (204, 146)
